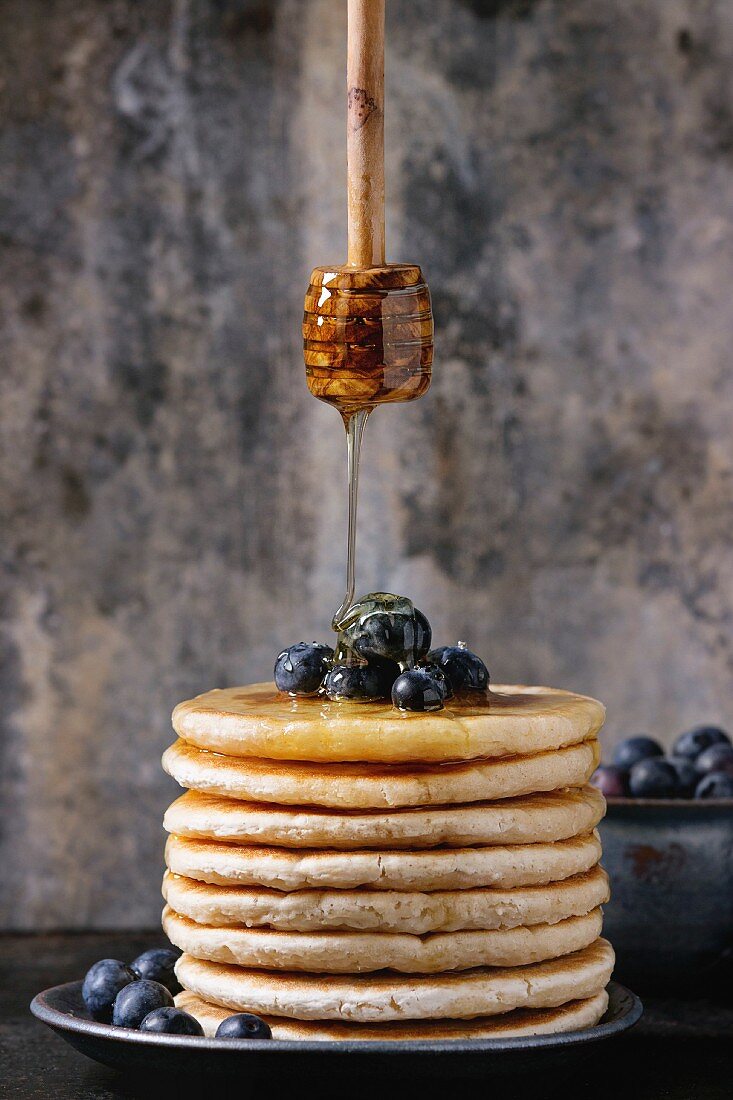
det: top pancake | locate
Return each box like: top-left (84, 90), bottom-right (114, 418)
top-left (172, 683), bottom-right (605, 763)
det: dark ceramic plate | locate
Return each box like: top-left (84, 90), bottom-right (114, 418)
top-left (31, 980), bottom-right (642, 1081)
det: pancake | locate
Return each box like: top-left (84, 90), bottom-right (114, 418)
top-left (165, 831), bottom-right (602, 892)
top-left (163, 904), bottom-right (603, 973)
top-left (175, 937), bottom-right (615, 1021)
top-left (164, 785), bottom-right (606, 849)
top-left (176, 988), bottom-right (609, 1040)
top-left (162, 866), bottom-right (610, 932)
top-left (162, 738), bottom-right (600, 809)
top-left (172, 682), bottom-right (605, 763)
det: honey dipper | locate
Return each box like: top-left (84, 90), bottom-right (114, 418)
top-left (302, 0), bottom-right (435, 628)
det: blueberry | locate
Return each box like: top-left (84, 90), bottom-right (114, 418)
top-left (695, 771), bottom-right (733, 799)
top-left (392, 668), bottom-right (445, 712)
top-left (215, 1013), bottom-right (272, 1040)
top-left (417, 662), bottom-right (453, 700)
top-left (612, 736), bottom-right (664, 770)
top-left (81, 959), bottom-right (137, 1023)
top-left (130, 947), bottom-right (182, 996)
top-left (694, 743), bottom-right (733, 776)
top-left (427, 643), bottom-right (489, 695)
top-left (348, 598), bottom-right (431, 665)
top-left (112, 979), bottom-right (174, 1029)
top-left (139, 1007), bottom-right (204, 1036)
top-left (274, 642), bottom-right (334, 696)
top-left (590, 765), bottom-right (628, 799)
top-left (324, 658), bottom-right (399, 702)
top-left (673, 725), bottom-right (731, 761)
top-left (628, 758), bottom-right (680, 799)
top-left (668, 756), bottom-right (700, 797)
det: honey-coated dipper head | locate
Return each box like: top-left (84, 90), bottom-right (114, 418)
top-left (303, 263), bottom-right (433, 417)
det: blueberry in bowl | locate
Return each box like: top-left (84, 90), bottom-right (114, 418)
top-left (667, 756), bottom-right (699, 797)
top-left (589, 764), bottom-right (628, 799)
top-left (694, 743), bottom-right (733, 776)
top-left (672, 724), bottom-right (730, 761)
top-left (695, 771), bottom-right (733, 799)
top-left (627, 758), bottom-right (680, 799)
top-left (611, 735), bottom-right (663, 771)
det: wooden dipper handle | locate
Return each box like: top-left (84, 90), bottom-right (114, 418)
top-left (347, 0), bottom-right (385, 268)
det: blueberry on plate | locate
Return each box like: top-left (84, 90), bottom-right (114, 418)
top-left (215, 1013), bottom-right (273, 1040)
top-left (695, 771), bottom-right (733, 799)
top-left (130, 947), bottom-right (182, 996)
top-left (112, 979), bottom-right (174, 1029)
top-left (392, 668), bottom-right (445, 712)
top-left (348, 596), bottom-right (431, 665)
top-left (694, 743), bottom-right (733, 776)
top-left (590, 765), bottom-right (628, 799)
top-left (274, 642), bottom-right (334, 696)
top-left (81, 959), bottom-right (137, 1023)
top-left (668, 756), bottom-right (700, 797)
top-left (673, 725), bottom-right (730, 761)
top-left (427, 643), bottom-right (489, 695)
top-left (324, 658), bottom-right (400, 702)
top-left (628, 758), bottom-right (680, 799)
top-left (139, 1006), bottom-right (204, 1036)
top-left (612, 736), bottom-right (664, 771)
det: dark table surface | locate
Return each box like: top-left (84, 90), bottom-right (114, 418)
top-left (2, 932), bottom-right (732, 1098)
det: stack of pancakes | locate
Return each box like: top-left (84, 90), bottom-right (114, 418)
top-left (161, 683), bottom-right (614, 1040)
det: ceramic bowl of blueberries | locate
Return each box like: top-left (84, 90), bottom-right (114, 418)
top-left (593, 728), bottom-right (733, 995)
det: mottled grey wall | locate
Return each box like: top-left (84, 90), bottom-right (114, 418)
top-left (2, 0), bottom-right (732, 929)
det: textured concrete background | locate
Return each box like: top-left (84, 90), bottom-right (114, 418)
top-left (1, 0), bottom-right (732, 929)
